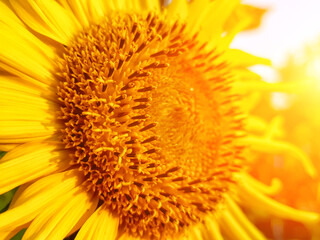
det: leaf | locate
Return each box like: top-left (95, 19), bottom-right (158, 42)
top-left (0, 152), bottom-right (25, 240)
top-left (10, 229), bottom-right (26, 240)
top-left (0, 151), bottom-right (5, 159)
top-left (0, 188), bottom-right (17, 212)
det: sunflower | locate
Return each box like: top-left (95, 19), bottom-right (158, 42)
top-left (0, 0), bottom-right (318, 239)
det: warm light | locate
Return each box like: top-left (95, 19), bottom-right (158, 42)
top-left (271, 92), bottom-right (290, 110)
top-left (306, 58), bottom-right (320, 91)
top-left (232, 0), bottom-right (320, 67)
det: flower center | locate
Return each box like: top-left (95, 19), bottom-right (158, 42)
top-left (57, 12), bottom-right (244, 239)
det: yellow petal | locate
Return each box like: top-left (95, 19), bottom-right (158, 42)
top-left (225, 195), bottom-right (266, 240)
top-left (9, 182), bottom-right (33, 208)
top-left (21, 191), bottom-right (74, 240)
top-left (0, 170), bottom-right (82, 232)
top-left (0, 223), bottom-right (29, 240)
top-left (0, 121), bottom-right (58, 141)
top-left (239, 180), bottom-right (320, 224)
top-left (187, 0), bottom-right (239, 44)
top-left (138, 0), bottom-right (160, 12)
top-left (264, 116), bottom-right (284, 140)
top-left (221, 4), bottom-right (266, 47)
top-left (0, 87), bottom-right (59, 143)
top-left (0, 1), bottom-right (56, 59)
top-left (0, 136), bottom-right (49, 145)
top-left (234, 79), bottom-right (312, 94)
top-left (246, 116), bottom-right (268, 134)
top-left (240, 137), bottom-right (317, 178)
top-left (0, 141), bottom-right (69, 195)
top-left (23, 189), bottom-right (98, 240)
top-left (186, 0), bottom-right (211, 32)
top-left (202, 0), bottom-right (239, 42)
top-left (166, 0), bottom-right (188, 20)
top-left (75, 206), bottom-right (119, 240)
top-left (124, 0), bottom-right (145, 12)
top-left (86, 0), bottom-right (111, 22)
top-left (0, 1), bottom-right (25, 29)
top-left (225, 4), bottom-right (267, 32)
top-left (0, 83), bottom-right (57, 110)
top-left (0, 64), bottom-right (52, 91)
top-left (0, 106), bottom-right (55, 122)
top-left (203, 215), bottom-right (223, 240)
top-left (56, 0), bottom-right (89, 28)
top-left (9, 0), bottom-right (81, 44)
top-left (0, 28), bottom-right (55, 85)
top-left (224, 49), bottom-right (271, 67)
top-left (0, 231), bottom-right (18, 240)
top-left (219, 210), bottom-right (251, 240)
top-left (0, 8), bottom-right (57, 85)
top-left (0, 76), bottom-right (56, 102)
top-left (188, 224), bottom-right (204, 240)
top-left (0, 143), bottom-right (20, 152)
top-left (240, 173), bottom-right (282, 196)
top-left (118, 233), bottom-right (139, 240)
top-left (106, 0), bottom-right (144, 13)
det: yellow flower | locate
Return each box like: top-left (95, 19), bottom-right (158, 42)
top-left (0, 0), bottom-right (318, 239)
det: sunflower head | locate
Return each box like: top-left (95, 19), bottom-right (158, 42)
top-left (57, 11), bottom-right (244, 238)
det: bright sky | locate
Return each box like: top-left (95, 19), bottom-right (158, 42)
top-left (231, 0), bottom-right (320, 108)
top-left (231, 0), bottom-right (320, 67)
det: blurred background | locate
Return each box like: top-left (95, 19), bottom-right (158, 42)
top-left (233, 1), bottom-right (320, 239)
top-left (232, 0), bottom-right (320, 67)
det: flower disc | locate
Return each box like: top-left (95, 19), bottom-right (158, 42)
top-left (57, 12), bottom-right (244, 239)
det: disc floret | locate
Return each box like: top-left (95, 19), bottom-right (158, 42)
top-left (57, 12), bottom-right (244, 239)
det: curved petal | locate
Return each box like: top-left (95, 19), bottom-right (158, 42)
top-left (0, 24), bottom-right (56, 86)
top-left (57, 0), bottom-right (128, 26)
top-left (219, 210), bottom-right (251, 240)
top-left (239, 179), bottom-right (319, 224)
top-left (0, 106), bottom-right (56, 122)
top-left (0, 88), bottom-right (56, 109)
top-left (0, 76), bottom-right (57, 102)
top-left (203, 215), bottom-right (223, 240)
top-left (224, 49), bottom-right (271, 67)
top-left (118, 233), bottom-right (139, 240)
top-left (0, 121), bottom-right (58, 142)
top-left (187, 0), bottom-right (239, 46)
top-left (75, 206), bottom-right (119, 240)
top-left (0, 2), bottom-right (57, 86)
top-left (138, 0), bottom-right (160, 12)
top-left (0, 170), bottom-right (83, 232)
top-left (0, 141), bottom-right (69, 195)
top-left (166, 0), bottom-right (188, 20)
top-left (0, 143), bottom-right (20, 152)
top-left (9, 0), bottom-right (81, 44)
top-left (56, 0), bottom-right (90, 27)
top-left (241, 173), bottom-right (282, 196)
top-left (22, 188), bottom-right (98, 240)
top-left (0, 225), bottom-right (28, 240)
top-left (225, 4), bottom-right (267, 32)
top-left (240, 137), bottom-right (317, 178)
top-left (0, 85), bottom-right (60, 145)
top-left (225, 195), bottom-right (266, 240)
top-left (188, 224), bottom-right (204, 240)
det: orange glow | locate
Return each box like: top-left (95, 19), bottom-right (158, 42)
top-left (248, 40), bottom-right (320, 239)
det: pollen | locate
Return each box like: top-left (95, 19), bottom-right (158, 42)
top-left (57, 12), bottom-right (245, 239)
